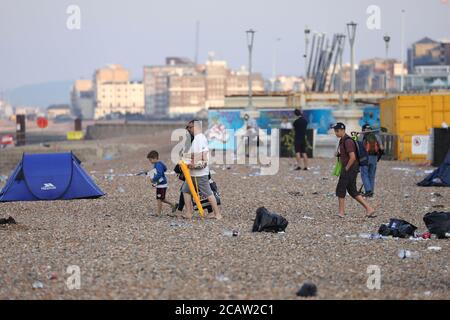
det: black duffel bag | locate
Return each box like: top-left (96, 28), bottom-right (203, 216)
top-left (252, 207), bottom-right (288, 233)
top-left (378, 218), bottom-right (417, 238)
top-left (423, 211), bottom-right (450, 239)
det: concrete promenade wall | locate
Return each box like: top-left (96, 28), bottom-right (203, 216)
top-left (85, 121), bottom-right (188, 140)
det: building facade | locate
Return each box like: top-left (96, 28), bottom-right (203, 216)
top-left (143, 57), bottom-right (264, 117)
top-left (0, 100), bottom-right (14, 119)
top-left (93, 65), bottom-right (145, 119)
top-left (143, 58), bottom-right (197, 116)
top-left (356, 58), bottom-right (402, 92)
top-left (405, 65), bottom-right (450, 91)
top-left (47, 104), bottom-right (71, 120)
top-left (71, 79), bottom-right (95, 120)
top-left (408, 37), bottom-right (450, 72)
top-left (266, 75), bottom-right (304, 92)
top-left (94, 81), bottom-right (145, 119)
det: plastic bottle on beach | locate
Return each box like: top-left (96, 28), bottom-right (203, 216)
top-left (224, 230), bottom-right (239, 237)
top-left (398, 249), bottom-right (420, 259)
top-left (359, 233), bottom-right (383, 239)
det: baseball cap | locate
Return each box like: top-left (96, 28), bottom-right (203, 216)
top-left (332, 122), bottom-right (346, 130)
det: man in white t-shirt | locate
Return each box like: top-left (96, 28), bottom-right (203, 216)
top-left (180, 120), bottom-right (222, 220)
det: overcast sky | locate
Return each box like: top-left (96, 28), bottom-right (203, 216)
top-left (1, 0), bottom-right (449, 90)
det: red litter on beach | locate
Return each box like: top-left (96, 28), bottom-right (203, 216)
top-left (37, 117), bottom-right (49, 129)
top-left (1, 134), bottom-right (14, 145)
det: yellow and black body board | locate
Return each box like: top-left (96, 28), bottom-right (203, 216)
top-left (178, 160), bottom-right (205, 217)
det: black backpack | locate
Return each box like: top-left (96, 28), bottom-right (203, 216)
top-left (193, 180), bottom-right (221, 213)
top-left (252, 207), bottom-right (288, 233)
top-left (378, 218), bottom-right (417, 238)
top-left (423, 211), bottom-right (450, 238)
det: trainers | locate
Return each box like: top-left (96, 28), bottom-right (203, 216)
top-left (294, 167), bottom-right (302, 171)
top-left (171, 203), bottom-right (178, 213)
top-left (303, 167), bottom-right (308, 171)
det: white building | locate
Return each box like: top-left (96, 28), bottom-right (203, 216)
top-left (0, 100), bottom-right (14, 119)
top-left (94, 81), bottom-right (145, 119)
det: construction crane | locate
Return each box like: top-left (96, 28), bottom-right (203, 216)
top-left (305, 30), bottom-right (343, 93)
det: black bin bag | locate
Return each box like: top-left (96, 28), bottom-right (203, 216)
top-left (252, 207), bottom-right (288, 233)
top-left (423, 211), bottom-right (450, 239)
top-left (378, 218), bottom-right (417, 238)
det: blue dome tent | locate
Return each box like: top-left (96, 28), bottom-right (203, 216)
top-left (0, 152), bottom-right (104, 202)
top-left (417, 148), bottom-right (450, 187)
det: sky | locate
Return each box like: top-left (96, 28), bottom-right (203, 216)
top-left (1, 0), bottom-right (449, 91)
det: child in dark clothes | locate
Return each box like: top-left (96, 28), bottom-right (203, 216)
top-left (147, 150), bottom-right (177, 217)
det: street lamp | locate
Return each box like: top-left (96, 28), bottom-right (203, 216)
top-left (272, 37), bottom-right (281, 92)
top-left (246, 29), bottom-right (256, 111)
top-left (304, 26), bottom-right (311, 92)
top-left (384, 34), bottom-right (391, 92)
top-left (400, 9), bottom-right (406, 92)
top-left (336, 33), bottom-right (346, 108)
top-left (347, 21), bottom-right (357, 106)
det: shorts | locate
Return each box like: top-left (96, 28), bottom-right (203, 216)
top-left (336, 165), bottom-right (360, 198)
top-left (295, 140), bottom-right (307, 154)
top-left (181, 175), bottom-right (213, 198)
top-left (156, 187), bottom-right (167, 201)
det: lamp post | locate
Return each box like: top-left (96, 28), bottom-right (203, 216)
top-left (246, 29), bottom-right (256, 111)
top-left (304, 26), bottom-right (311, 92)
top-left (332, 22), bottom-right (363, 136)
top-left (347, 21), bottom-right (357, 106)
top-left (336, 33), bottom-right (346, 108)
top-left (400, 9), bottom-right (406, 92)
top-left (384, 34), bottom-right (391, 92)
top-left (271, 37), bottom-right (281, 92)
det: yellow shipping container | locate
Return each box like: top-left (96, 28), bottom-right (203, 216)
top-left (380, 93), bottom-right (450, 161)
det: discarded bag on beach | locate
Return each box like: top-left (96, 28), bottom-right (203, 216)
top-left (252, 207), bottom-right (288, 233)
top-left (423, 211), bottom-right (450, 239)
top-left (378, 218), bottom-right (417, 238)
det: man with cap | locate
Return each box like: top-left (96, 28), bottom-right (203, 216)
top-left (359, 124), bottom-right (384, 197)
top-left (333, 122), bottom-right (376, 218)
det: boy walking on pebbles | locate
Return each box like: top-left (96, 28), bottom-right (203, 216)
top-left (147, 150), bottom-right (177, 217)
top-left (333, 123), bottom-right (376, 219)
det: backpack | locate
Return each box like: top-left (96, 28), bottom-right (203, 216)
top-left (363, 133), bottom-right (380, 155)
top-left (343, 136), bottom-right (369, 166)
top-left (378, 218), bottom-right (417, 238)
top-left (252, 207), bottom-right (288, 233)
top-left (192, 179), bottom-right (221, 213)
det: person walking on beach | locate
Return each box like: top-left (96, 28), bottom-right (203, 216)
top-left (180, 120), bottom-right (222, 220)
top-left (333, 122), bottom-right (376, 218)
top-left (359, 124), bottom-right (384, 198)
top-left (293, 109), bottom-right (309, 171)
top-left (147, 150), bottom-right (177, 217)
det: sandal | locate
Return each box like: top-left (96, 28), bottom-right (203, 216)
top-left (366, 212), bottom-right (377, 218)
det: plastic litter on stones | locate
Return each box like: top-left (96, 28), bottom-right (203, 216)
top-left (32, 281), bottom-right (44, 289)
